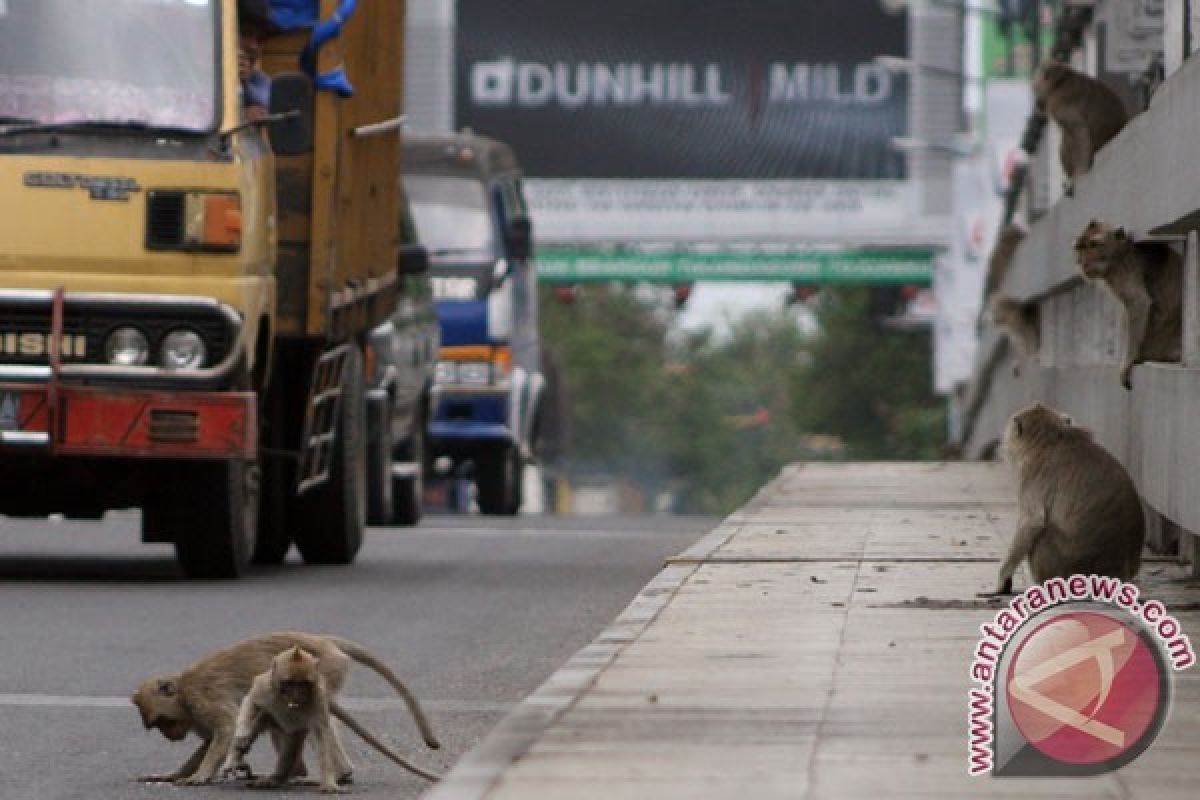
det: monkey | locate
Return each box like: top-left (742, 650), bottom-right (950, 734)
top-left (1033, 61), bottom-right (1128, 193)
top-left (1073, 220), bottom-right (1183, 389)
top-left (222, 646), bottom-right (441, 788)
top-left (989, 295), bottom-right (1039, 369)
top-left (983, 403), bottom-right (1144, 596)
top-left (222, 647), bottom-right (350, 793)
top-left (131, 632), bottom-right (440, 786)
top-left (983, 224), bottom-right (1026, 299)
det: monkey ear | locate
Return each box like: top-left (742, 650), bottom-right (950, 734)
top-left (1013, 419), bottom-right (1024, 437)
top-left (156, 679), bottom-right (178, 697)
top-left (1115, 227), bottom-right (1128, 240)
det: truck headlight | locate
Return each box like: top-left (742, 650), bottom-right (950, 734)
top-left (161, 329), bottom-right (207, 370)
top-left (458, 361), bottom-right (491, 386)
top-left (105, 327), bottom-right (150, 366)
top-left (435, 361), bottom-right (457, 384)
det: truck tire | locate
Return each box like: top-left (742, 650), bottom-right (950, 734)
top-left (392, 416), bottom-right (424, 526)
top-left (366, 395), bottom-right (394, 525)
top-left (173, 459), bottom-right (259, 579)
top-left (292, 346), bottom-right (367, 564)
top-left (476, 444), bottom-right (521, 516)
top-left (253, 458), bottom-right (292, 565)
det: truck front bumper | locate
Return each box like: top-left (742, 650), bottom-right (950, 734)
top-left (428, 387), bottom-right (514, 447)
top-left (0, 383), bottom-right (256, 459)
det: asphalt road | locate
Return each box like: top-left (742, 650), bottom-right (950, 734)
top-left (0, 512), bottom-right (712, 800)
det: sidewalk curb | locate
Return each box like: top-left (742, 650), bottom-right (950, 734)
top-left (420, 474), bottom-right (786, 799)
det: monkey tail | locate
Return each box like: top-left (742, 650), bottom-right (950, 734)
top-left (328, 636), bottom-right (442, 749)
top-left (330, 702), bottom-right (441, 783)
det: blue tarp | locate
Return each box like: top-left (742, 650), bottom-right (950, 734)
top-left (267, 0), bottom-right (318, 30)
top-left (267, 0), bottom-right (358, 96)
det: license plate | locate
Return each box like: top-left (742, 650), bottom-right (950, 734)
top-left (0, 391), bottom-right (18, 431)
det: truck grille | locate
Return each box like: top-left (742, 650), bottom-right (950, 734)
top-left (0, 303), bottom-right (235, 367)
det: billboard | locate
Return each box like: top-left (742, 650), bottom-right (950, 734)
top-left (455, 0), bottom-right (908, 181)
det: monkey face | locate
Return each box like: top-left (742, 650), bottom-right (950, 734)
top-left (271, 646), bottom-right (320, 709)
top-left (155, 717), bottom-right (192, 741)
top-left (132, 675), bottom-right (192, 741)
top-left (279, 679), bottom-right (316, 709)
top-left (1074, 220), bottom-right (1124, 279)
top-left (1033, 61), bottom-right (1071, 102)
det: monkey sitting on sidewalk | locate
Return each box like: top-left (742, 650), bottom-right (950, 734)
top-left (983, 403), bottom-right (1144, 596)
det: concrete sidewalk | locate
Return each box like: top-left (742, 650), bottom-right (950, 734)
top-left (423, 463), bottom-right (1200, 799)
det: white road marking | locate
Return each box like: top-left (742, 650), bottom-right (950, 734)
top-left (0, 693), bottom-right (511, 714)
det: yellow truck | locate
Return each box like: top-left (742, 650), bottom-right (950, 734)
top-left (0, 0), bottom-right (415, 576)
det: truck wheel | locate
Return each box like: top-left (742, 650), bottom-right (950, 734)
top-left (476, 445), bottom-right (521, 516)
top-left (293, 346), bottom-right (366, 564)
top-left (392, 418), bottom-right (424, 526)
top-left (253, 458), bottom-right (292, 564)
top-left (173, 459), bottom-right (259, 579)
top-left (366, 394), bottom-right (394, 526)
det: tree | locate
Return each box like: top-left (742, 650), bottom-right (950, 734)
top-left (792, 287), bottom-right (945, 459)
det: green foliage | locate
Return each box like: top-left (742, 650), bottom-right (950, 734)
top-left (792, 288), bottom-right (946, 460)
top-left (539, 284), bottom-right (947, 516)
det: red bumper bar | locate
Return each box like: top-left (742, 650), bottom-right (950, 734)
top-left (0, 384), bottom-right (256, 459)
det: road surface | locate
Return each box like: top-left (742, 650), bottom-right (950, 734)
top-left (0, 512), bottom-right (711, 799)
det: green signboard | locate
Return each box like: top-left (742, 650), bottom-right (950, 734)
top-left (536, 247), bottom-right (935, 286)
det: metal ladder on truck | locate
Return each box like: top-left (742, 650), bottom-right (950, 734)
top-left (296, 344), bottom-right (349, 494)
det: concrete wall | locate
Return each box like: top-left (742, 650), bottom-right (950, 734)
top-left (962, 14), bottom-right (1200, 557)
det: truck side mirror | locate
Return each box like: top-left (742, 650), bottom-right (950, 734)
top-left (505, 217), bottom-right (532, 261)
top-left (267, 73), bottom-right (314, 156)
top-left (398, 244), bottom-right (429, 275)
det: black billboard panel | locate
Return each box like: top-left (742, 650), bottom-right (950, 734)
top-left (455, 0), bottom-right (909, 180)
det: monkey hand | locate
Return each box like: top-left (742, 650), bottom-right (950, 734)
top-left (1120, 364), bottom-right (1133, 390)
top-left (175, 775), bottom-right (214, 786)
top-left (249, 776), bottom-right (287, 789)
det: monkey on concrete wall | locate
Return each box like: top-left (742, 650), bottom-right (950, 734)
top-left (983, 225), bottom-right (1026, 300)
top-left (989, 295), bottom-right (1039, 368)
top-left (985, 403), bottom-right (1144, 595)
top-left (131, 632), bottom-right (440, 786)
top-left (1074, 220), bottom-right (1183, 389)
top-left (1034, 61), bottom-right (1128, 193)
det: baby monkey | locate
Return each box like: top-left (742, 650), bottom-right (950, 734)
top-left (223, 646), bottom-right (440, 791)
top-left (225, 646), bottom-right (353, 793)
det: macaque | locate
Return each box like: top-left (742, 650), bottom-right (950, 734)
top-left (224, 647), bottom-right (348, 792)
top-left (1034, 61), bottom-right (1128, 193)
top-left (989, 295), bottom-right (1039, 368)
top-left (983, 225), bottom-right (1026, 299)
top-left (1074, 220), bottom-right (1182, 389)
top-left (131, 632), bottom-right (440, 785)
top-left (986, 403), bottom-right (1144, 595)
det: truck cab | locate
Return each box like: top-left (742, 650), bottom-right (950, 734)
top-left (403, 133), bottom-right (542, 515)
top-left (0, 0), bottom-right (414, 577)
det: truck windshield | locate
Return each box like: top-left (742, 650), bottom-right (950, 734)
top-left (404, 175), bottom-right (495, 259)
top-left (0, 0), bottom-right (218, 133)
